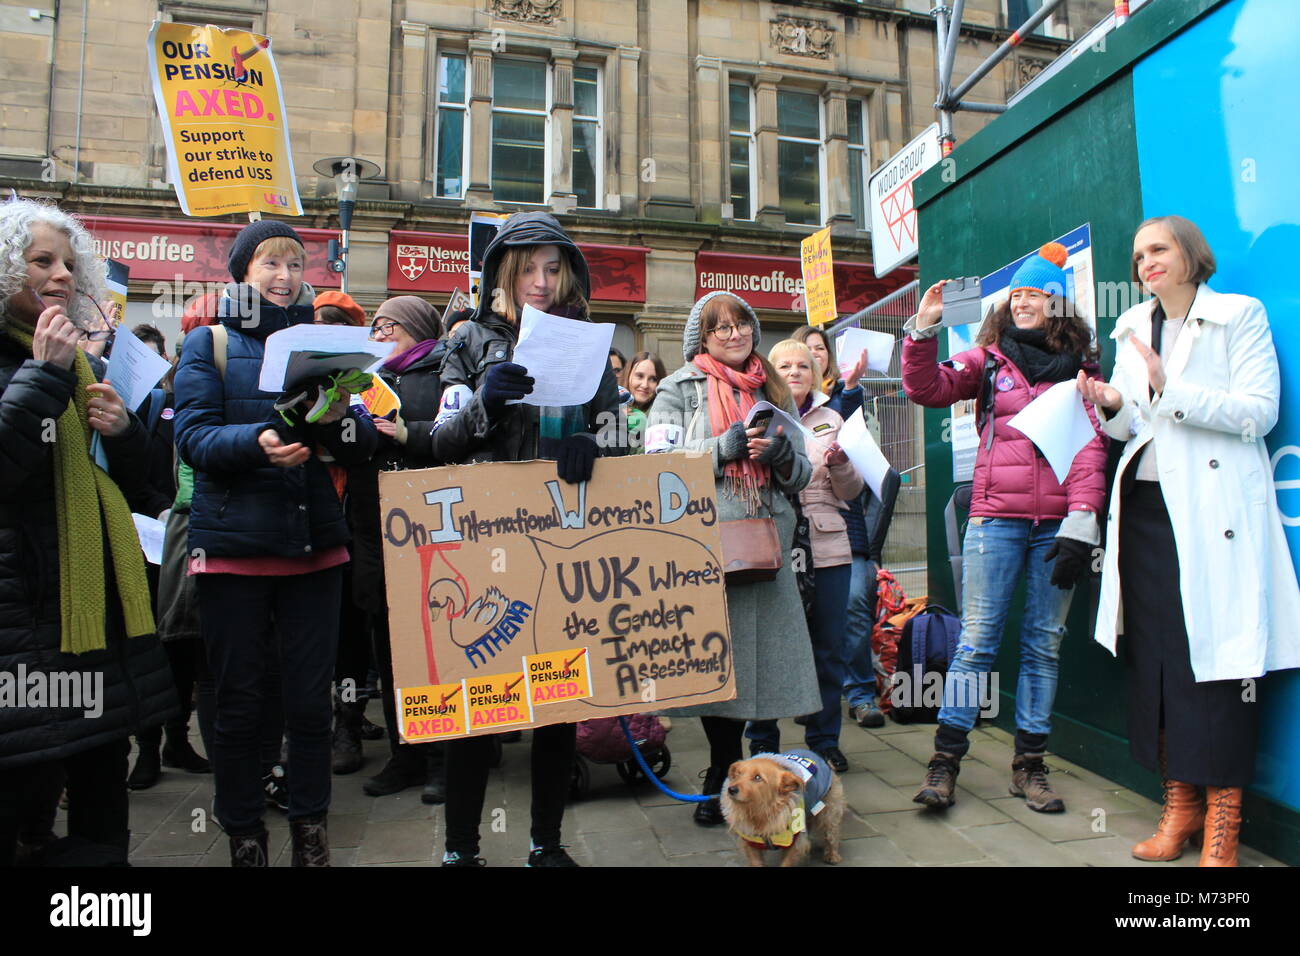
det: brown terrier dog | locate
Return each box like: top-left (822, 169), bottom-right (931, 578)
top-left (720, 753), bottom-right (845, 867)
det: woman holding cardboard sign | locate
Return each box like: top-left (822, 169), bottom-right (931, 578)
top-left (1080, 216), bottom-right (1300, 866)
top-left (902, 243), bottom-right (1108, 815)
top-left (647, 290), bottom-right (819, 827)
top-left (430, 212), bottom-right (622, 867)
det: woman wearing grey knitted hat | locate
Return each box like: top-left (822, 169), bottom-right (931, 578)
top-left (647, 289), bottom-right (820, 827)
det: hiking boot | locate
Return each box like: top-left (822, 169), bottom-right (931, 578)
top-left (290, 813), bottom-right (330, 867)
top-left (127, 742), bottom-right (162, 791)
top-left (693, 766), bottom-right (728, 826)
top-left (913, 752), bottom-right (960, 808)
top-left (527, 844), bottom-right (579, 867)
top-left (1009, 753), bottom-right (1065, 813)
top-left (851, 701), bottom-right (885, 728)
top-left (363, 752), bottom-right (426, 797)
top-left (359, 715), bottom-right (385, 741)
top-left (229, 828), bottom-right (269, 867)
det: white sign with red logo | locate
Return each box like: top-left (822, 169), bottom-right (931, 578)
top-left (868, 123), bottom-right (941, 278)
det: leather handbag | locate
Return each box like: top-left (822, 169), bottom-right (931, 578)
top-left (719, 516), bottom-right (782, 583)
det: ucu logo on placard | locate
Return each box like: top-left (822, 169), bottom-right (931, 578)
top-left (263, 192), bottom-right (289, 208)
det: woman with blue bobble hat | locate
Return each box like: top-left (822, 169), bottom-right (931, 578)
top-left (901, 242), bottom-right (1109, 813)
top-left (174, 218), bottom-right (379, 866)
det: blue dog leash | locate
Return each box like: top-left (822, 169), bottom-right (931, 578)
top-left (617, 715), bottom-right (711, 803)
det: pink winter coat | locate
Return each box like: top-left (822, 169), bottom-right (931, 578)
top-left (902, 335), bottom-right (1107, 520)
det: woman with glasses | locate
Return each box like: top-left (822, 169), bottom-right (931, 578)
top-left (647, 290), bottom-right (819, 826)
top-left (0, 199), bottom-right (178, 865)
top-left (348, 297), bottom-right (450, 802)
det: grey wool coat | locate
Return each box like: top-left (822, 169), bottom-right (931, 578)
top-left (647, 361), bottom-right (821, 721)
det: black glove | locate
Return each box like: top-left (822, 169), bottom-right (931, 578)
top-left (1044, 536), bottom-right (1092, 590)
top-left (556, 432), bottom-right (599, 484)
top-left (757, 431), bottom-right (795, 474)
top-left (715, 422), bottom-right (749, 462)
top-left (481, 362), bottom-right (534, 419)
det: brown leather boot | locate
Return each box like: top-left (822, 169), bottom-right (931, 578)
top-left (1199, 786), bottom-right (1242, 867)
top-left (913, 752), bottom-right (960, 808)
top-left (1009, 753), bottom-right (1065, 813)
top-left (290, 813), bottom-right (331, 867)
top-left (1132, 779), bottom-right (1204, 861)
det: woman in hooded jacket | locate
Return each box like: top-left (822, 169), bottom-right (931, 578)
top-left (429, 211), bottom-right (622, 867)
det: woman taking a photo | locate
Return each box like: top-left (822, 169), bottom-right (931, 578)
top-left (1080, 216), bottom-right (1300, 866)
top-left (903, 242), bottom-right (1108, 813)
top-left (619, 349), bottom-right (665, 451)
top-left (648, 291), bottom-right (820, 826)
top-left (0, 199), bottom-right (176, 865)
top-left (430, 212), bottom-right (621, 867)
top-left (745, 339), bottom-right (862, 771)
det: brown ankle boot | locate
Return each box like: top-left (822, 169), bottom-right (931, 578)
top-left (913, 752), bottom-right (960, 808)
top-left (290, 813), bottom-right (331, 867)
top-left (1199, 786), bottom-right (1242, 867)
top-left (1132, 779), bottom-right (1204, 861)
top-left (1009, 753), bottom-right (1065, 813)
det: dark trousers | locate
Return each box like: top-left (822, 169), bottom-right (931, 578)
top-left (444, 723), bottom-right (575, 854)
top-left (197, 567), bottom-right (342, 833)
top-left (748, 562), bottom-right (851, 752)
top-left (1120, 482), bottom-right (1259, 786)
top-left (335, 564), bottom-right (372, 689)
top-left (0, 737), bottom-right (131, 866)
top-left (136, 638), bottom-right (202, 748)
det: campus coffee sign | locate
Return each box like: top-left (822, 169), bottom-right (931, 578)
top-left (695, 251), bottom-right (915, 314)
top-left (389, 231), bottom-right (649, 302)
top-left (80, 215), bottom-right (338, 287)
top-left (379, 454), bottom-right (735, 741)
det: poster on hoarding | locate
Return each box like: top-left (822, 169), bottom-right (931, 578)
top-left (147, 22), bottom-right (302, 217)
top-left (380, 455), bottom-right (736, 742)
top-left (950, 224), bottom-right (1095, 482)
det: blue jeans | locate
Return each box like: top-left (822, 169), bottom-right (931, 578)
top-left (842, 554), bottom-right (879, 709)
top-left (938, 517), bottom-right (1072, 736)
top-left (747, 562), bottom-right (851, 752)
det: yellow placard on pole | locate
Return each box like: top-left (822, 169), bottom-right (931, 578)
top-left (147, 22), bottom-right (303, 218)
top-left (800, 226), bottom-right (838, 326)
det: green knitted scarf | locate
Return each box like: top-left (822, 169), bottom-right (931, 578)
top-left (4, 319), bottom-right (155, 653)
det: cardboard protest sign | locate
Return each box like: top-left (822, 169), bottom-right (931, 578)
top-left (800, 226), bottom-right (837, 326)
top-left (147, 22), bottom-right (302, 217)
top-left (379, 454), bottom-right (735, 742)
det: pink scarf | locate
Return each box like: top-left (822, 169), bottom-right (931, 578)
top-left (693, 352), bottom-right (770, 514)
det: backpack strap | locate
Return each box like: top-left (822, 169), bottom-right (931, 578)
top-left (689, 378), bottom-right (704, 437)
top-left (210, 323), bottom-right (228, 380)
top-left (975, 351), bottom-right (1000, 450)
top-left (910, 613), bottom-right (931, 673)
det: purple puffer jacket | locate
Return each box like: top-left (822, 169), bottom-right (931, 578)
top-left (902, 335), bottom-right (1108, 520)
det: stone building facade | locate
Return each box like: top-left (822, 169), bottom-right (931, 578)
top-left (1, 0), bottom-right (1110, 358)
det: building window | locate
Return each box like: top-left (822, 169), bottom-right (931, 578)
top-left (847, 99), bottom-right (869, 231)
top-left (435, 53), bottom-right (468, 199)
top-left (728, 82), bottom-right (755, 220)
top-left (491, 58), bottom-right (548, 204)
top-left (777, 89), bottom-right (822, 225)
top-left (1005, 0), bottom-right (1066, 38)
top-left (572, 65), bottom-right (601, 208)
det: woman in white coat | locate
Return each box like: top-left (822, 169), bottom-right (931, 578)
top-left (1079, 215), bottom-right (1300, 867)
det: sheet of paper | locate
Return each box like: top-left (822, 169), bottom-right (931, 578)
top-left (132, 513), bottom-right (166, 565)
top-left (835, 327), bottom-right (896, 376)
top-left (258, 325), bottom-right (394, 393)
top-left (839, 407), bottom-right (891, 499)
top-left (509, 304), bottom-right (615, 407)
top-left (1006, 380), bottom-right (1097, 484)
top-left (105, 326), bottom-right (173, 411)
top-left (743, 400), bottom-right (814, 439)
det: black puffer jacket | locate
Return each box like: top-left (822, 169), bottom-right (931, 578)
top-left (429, 212), bottom-right (621, 464)
top-left (349, 340), bottom-right (454, 614)
top-left (0, 337), bottom-right (179, 770)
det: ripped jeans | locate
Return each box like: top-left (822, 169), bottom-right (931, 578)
top-left (938, 516), bottom-right (1072, 736)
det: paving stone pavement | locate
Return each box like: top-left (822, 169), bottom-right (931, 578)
top-left (82, 702), bottom-right (1285, 867)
